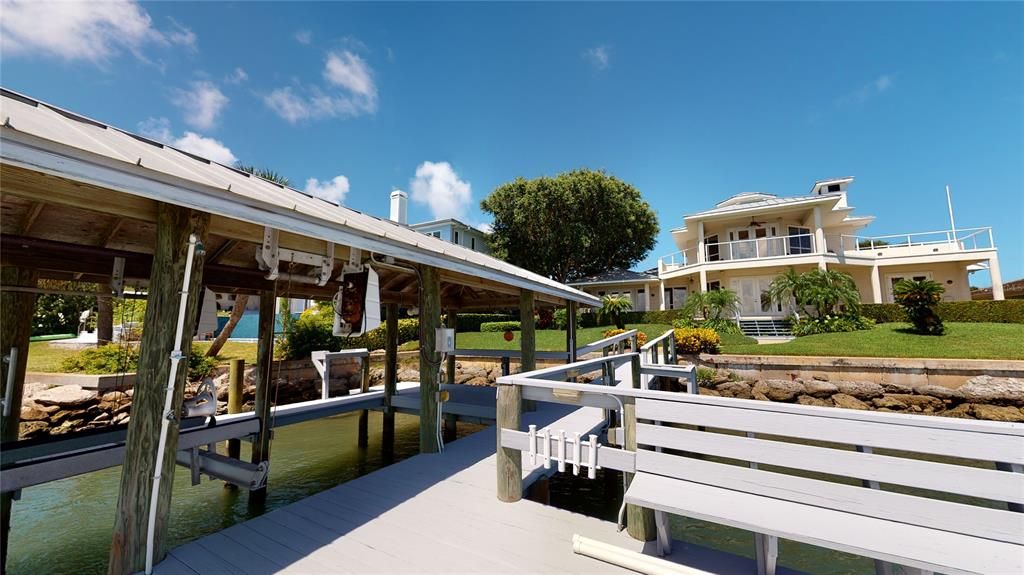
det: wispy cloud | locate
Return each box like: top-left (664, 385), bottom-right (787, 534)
top-left (138, 117), bottom-right (237, 164)
top-left (836, 73), bottom-right (897, 107)
top-left (0, 0), bottom-right (196, 63)
top-left (583, 45), bottom-right (611, 71)
top-left (304, 175), bottom-right (350, 204)
top-left (224, 67), bottom-right (248, 85)
top-left (264, 49), bottom-right (378, 123)
top-left (409, 161), bottom-right (472, 220)
top-left (295, 29), bottom-right (312, 45)
top-left (171, 80), bottom-right (229, 130)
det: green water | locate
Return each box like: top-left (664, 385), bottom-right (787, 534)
top-left (7, 411), bottom-right (459, 575)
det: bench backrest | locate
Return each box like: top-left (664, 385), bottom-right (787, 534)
top-left (634, 395), bottom-right (1024, 545)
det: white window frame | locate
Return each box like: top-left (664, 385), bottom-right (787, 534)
top-left (884, 271), bottom-right (933, 303)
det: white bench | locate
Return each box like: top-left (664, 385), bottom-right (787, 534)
top-left (625, 396), bottom-right (1024, 575)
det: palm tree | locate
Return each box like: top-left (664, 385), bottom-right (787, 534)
top-left (682, 288), bottom-right (740, 322)
top-left (599, 295), bottom-right (632, 329)
top-left (237, 164), bottom-right (291, 186)
top-left (800, 269), bottom-right (861, 318)
top-left (893, 279), bottom-right (945, 335)
top-left (766, 268), bottom-right (805, 316)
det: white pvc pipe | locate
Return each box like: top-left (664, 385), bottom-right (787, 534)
top-left (145, 234), bottom-right (198, 574)
top-left (3, 347), bottom-right (17, 417)
top-left (572, 535), bottom-right (711, 575)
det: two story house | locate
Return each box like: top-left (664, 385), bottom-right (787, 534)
top-left (573, 177), bottom-right (1004, 328)
top-left (388, 190), bottom-right (491, 254)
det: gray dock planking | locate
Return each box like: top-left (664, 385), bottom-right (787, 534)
top-left (154, 368), bottom-right (797, 574)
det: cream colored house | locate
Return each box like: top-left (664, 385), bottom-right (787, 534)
top-left (653, 177), bottom-right (1004, 320)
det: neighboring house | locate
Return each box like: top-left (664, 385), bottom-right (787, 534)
top-left (652, 176), bottom-right (1004, 318)
top-left (567, 268), bottom-right (660, 312)
top-left (388, 190), bottom-right (491, 254)
top-left (973, 278), bottom-right (1024, 300)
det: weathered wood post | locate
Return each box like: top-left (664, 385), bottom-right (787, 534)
top-left (382, 303), bottom-right (398, 453)
top-left (249, 288), bottom-right (277, 503)
top-left (625, 353), bottom-right (656, 542)
top-left (520, 291), bottom-right (536, 412)
top-left (1, 265), bottom-right (38, 570)
top-left (358, 350), bottom-right (371, 448)
top-left (418, 265), bottom-right (441, 453)
top-left (496, 378), bottom-right (522, 502)
top-left (443, 311), bottom-right (458, 442)
top-left (225, 358), bottom-right (244, 464)
top-left (97, 291), bottom-right (113, 346)
top-left (108, 205), bottom-right (208, 575)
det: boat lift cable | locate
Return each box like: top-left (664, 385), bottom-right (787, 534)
top-left (145, 233), bottom-right (202, 575)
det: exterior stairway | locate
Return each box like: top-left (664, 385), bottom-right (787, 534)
top-left (738, 319), bottom-right (793, 338)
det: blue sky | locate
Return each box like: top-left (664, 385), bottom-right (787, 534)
top-left (2, 1), bottom-right (1021, 285)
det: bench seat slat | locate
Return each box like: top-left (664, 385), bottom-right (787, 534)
top-left (635, 423), bottom-right (1024, 505)
top-left (624, 473), bottom-right (1024, 575)
top-left (636, 450), bottom-right (1023, 545)
top-left (635, 398), bottom-right (1024, 464)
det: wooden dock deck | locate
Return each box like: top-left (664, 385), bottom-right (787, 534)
top-left (152, 399), bottom-right (786, 575)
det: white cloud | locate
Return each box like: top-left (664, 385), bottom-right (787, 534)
top-left (137, 117), bottom-right (237, 165)
top-left (304, 175), bottom-right (350, 204)
top-left (171, 80), bottom-right (229, 130)
top-left (476, 222), bottom-right (493, 234)
top-left (409, 161), bottom-right (472, 220)
top-left (264, 50), bottom-right (377, 123)
top-left (584, 45), bottom-right (610, 70)
top-left (295, 29), bottom-right (312, 45)
top-left (837, 73), bottom-right (897, 106)
top-left (225, 67), bottom-right (248, 85)
top-left (0, 0), bottom-right (195, 62)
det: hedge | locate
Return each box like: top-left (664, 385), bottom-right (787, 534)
top-left (580, 309), bottom-right (685, 328)
top-left (450, 313), bottom-right (513, 332)
top-left (862, 300), bottom-right (1024, 324)
top-left (282, 308), bottom-right (419, 359)
top-left (480, 321), bottom-right (521, 333)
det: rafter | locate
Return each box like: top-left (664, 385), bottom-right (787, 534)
top-left (19, 202), bottom-right (44, 235)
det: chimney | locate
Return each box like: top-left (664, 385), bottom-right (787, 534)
top-left (389, 190), bottom-right (408, 224)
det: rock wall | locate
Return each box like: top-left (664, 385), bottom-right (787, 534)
top-left (698, 372), bottom-right (1024, 422)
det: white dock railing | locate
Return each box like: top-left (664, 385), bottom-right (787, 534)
top-left (311, 348), bottom-right (370, 400)
top-left (495, 352), bottom-right (1024, 575)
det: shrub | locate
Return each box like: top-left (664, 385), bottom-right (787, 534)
top-left (671, 317), bottom-right (695, 329)
top-left (454, 313), bottom-right (513, 332)
top-left (681, 289), bottom-right (740, 323)
top-left (767, 268), bottom-right (862, 319)
top-left (862, 300), bottom-right (1024, 324)
top-left (696, 366), bottom-right (718, 385)
top-left (553, 308), bottom-right (583, 330)
top-left (282, 305), bottom-right (419, 359)
top-left (791, 314), bottom-right (874, 336)
top-left (59, 344), bottom-right (215, 381)
top-left (481, 321), bottom-right (521, 333)
top-left (601, 328), bottom-right (648, 348)
top-left (700, 318), bottom-right (742, 335)
top-left (894, 279), bottom-right (945, 335)
top-left (674, 327), bottom-right (721, 355)
top-left (537, 308), bottom-right (555, 330)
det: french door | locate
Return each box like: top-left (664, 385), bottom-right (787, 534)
top-left (730, 276), bottom-right (784, 317)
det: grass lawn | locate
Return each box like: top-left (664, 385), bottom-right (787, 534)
top-left (455, 323), bottom-right (674, 352)
top-left (721, 322), bottom-right (1024, 360)
top-left (26, 340), bottom-right (268, 373)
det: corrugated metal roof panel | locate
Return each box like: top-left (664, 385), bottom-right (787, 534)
top-left (0, 88), bottom-right (598, 306)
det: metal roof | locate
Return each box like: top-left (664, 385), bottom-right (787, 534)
top-left (0, 88), bottom-right (598, 306)
top-left (569, 268), bottom-right (658, 286)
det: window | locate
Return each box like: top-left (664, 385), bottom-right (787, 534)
top-left (431, 231), bottom-right (441, 238)
top-left (707, 281), bottom-right (721, 291)
top-left (788, 226), bottom-right (812, 254)
top-left (471, 237), bottom-right (476, 250)
top-left (827, 184), bottom-right (841, 193)
top-left (454, 230), bottom-right (460, 244)
top-left (706, 234), bottom-right (720, 261)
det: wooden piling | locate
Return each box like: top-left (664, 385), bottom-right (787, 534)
top-left (249, 287), bottom-right (276, 503)
top-left (382, 303), bottom-right (398, 452)
top-left (226, 358), bottom-right (244, 463)
top-left (358, 350), bottom-right (370, 448)
top-left (625, 354), bottom-right (656, 542)
top-left (108, 205), bottom-right (208, 575)
top-left (418, 265), bottom-right (441, 453)
top-left (96, 291), bottom-right (113, 346)
top-left (520, 291), bottom-right (536, 412)
top-left (496, 381), bottom-right (522, 502)
top-left (1, 265), bottom-right (38, 570)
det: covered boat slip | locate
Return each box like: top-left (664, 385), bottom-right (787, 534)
top-left (0, 86), bottom-right (598, 575)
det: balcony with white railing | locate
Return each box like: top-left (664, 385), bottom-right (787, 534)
top-left (658, 233), bottom-right (817, 272)
top-left (837, 227), bottom-right (994, 258)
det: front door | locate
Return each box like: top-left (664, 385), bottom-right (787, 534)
top-left (730, 276), bottom-right (784, 317)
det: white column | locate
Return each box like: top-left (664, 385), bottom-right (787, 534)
top-left (990, 256), bottom-right (1005, 300)
top-left (699, 269), bottom-right (708, 293)
top-left (813, 206), bottom-right (825, 254)
top-left (657, 280), bottom-right (667, 311)
top-left (870, 265), bottom-right (882, 304)
top-left (696, 221), bottom-right (706, 264)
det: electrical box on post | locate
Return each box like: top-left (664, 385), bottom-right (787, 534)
top-left (435, 328), bottom-right (455, 353)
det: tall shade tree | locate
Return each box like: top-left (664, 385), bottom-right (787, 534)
top-left (481, 169), bottom-right (658, 283)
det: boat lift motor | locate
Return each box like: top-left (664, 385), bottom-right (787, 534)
top-left (333, 249), bottom-right (381, 337)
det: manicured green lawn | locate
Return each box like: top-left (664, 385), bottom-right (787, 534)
top-left (26, 340), bottom-right (269, 373)
top-left (721, 322), bottom-right (1024, 360)
top-left (455, 323), bottom-right (674, 352)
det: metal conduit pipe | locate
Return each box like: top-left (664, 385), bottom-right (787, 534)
top-left (571, 535), bottom-right (710, 575)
